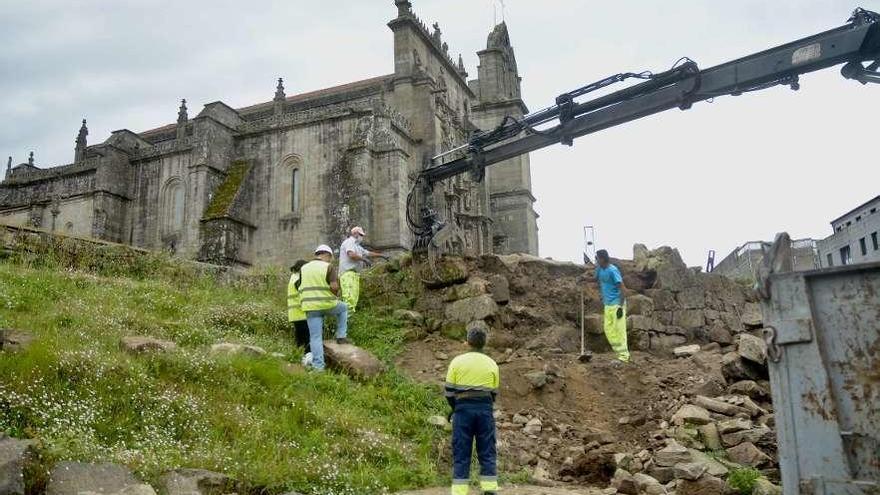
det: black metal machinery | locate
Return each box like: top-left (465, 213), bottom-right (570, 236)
top-left (408, 8), bottom-right (880, 253)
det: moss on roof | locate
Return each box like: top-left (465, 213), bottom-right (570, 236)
top-left (202, 160), bottom-right (250, 221)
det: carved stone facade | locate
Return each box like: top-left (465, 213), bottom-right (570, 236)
top-left (0, 1), bottom-right (539, 265)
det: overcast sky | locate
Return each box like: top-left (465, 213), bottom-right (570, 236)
top-left (2, 0), bottom-right (878, 266)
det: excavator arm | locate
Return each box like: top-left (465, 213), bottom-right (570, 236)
top-left (409, 8), bottom-right (880, 251)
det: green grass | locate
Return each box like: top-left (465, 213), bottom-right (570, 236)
top-left (727, 466), bottom-right (762, 495)
top-left (0, 253), bottom-right (447, 494)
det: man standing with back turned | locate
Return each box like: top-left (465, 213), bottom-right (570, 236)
top-left (445, 326), bottom-right (500, 495)
top-left (595, 249), bottom-right (630, 363)
top-left (339, 226), bottom-right (384, 313)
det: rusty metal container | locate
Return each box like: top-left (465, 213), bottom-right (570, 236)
top-left (761, 258), bottom-right (879, 494)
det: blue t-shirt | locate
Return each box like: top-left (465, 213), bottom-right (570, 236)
top-left (596, 264), bottom-right (623, 306)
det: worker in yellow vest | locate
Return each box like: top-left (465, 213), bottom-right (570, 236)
top-left (445, 326), bottom-right (500, 495)
top-left (287, 260), bottom-right (310, 352)
top-left (300, 244), bottom-right (349, 371)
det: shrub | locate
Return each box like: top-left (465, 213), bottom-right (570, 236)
top-left (727, 466), bottom-right (762, 495)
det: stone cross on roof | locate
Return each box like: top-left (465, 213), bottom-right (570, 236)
top-left (28, 151), bottom-right (34, 166)
top-left (395, 0), bottom-right (412, 17)
top-left (6, 156), bottom-right (11, 172)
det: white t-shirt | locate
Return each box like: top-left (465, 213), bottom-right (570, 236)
top-left (339, 236), bottom-right (368, 273)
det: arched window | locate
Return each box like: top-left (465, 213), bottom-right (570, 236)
top-left (162, 178), bottom-right (185, 234)
top-left (291, 168), bottom-right (300, 213)
top-left (277, 155), bottom-right (303, 216)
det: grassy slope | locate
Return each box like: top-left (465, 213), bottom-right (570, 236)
top-left (0, 251), bottom-right (445, 494)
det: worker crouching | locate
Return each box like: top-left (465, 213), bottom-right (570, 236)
top-left (445, 326), bottom-right (500, 495)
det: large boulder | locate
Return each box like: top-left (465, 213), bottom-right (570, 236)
top-left (445, 294), bottom-right (498, 324)
top-left (120, 336), bottom-right (177, 354)
top-left (46, 462), bottom-right (151, 495)
top-left (0, 437), bottom-right (37, 495)
top-left (322, 342), bottom-right (385, 379)
top-left (721, 352), bottom-right (766, 382)
top-left (740, 302), bottom-right (763, 327)
top-left (654, 442), bottom-right (691, 467)
top-left (418, 257), bottom-right (469, 289)
top-left (156, 468), bottom-right (235, 495)
top-left (677, 287), bottom-right (706, 309)
top-left (443, 278), bottom-right (489, 302)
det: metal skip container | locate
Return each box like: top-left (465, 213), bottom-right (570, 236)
top-left (759, 234), bottom-right (879, 494)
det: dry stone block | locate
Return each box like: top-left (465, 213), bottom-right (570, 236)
top-left (671, 404), bottom-right (711, 425)
top-left (726, 442), bottom-right (772, 467)
top-left (677, 287), bottom-right (706, 309)
top-left (717, 417), bottom-right (753, 434)
top-left (0, 437), bottom-right (37, 495)
top-left (753, 478), bottom-right (783, 495)
top-left (627, 294), bottom-right (654, 316)
top-left (698, 423), bottom-right (723, 451)
top-left (445, 294), bottom-right (498, 324)
top-left (686, 448), bottom-right (729, 477)
top-left (707, 321), bottom-right (734, 345)
top-left (654, 442), bottom-right (691, 467)
top-left (393, 309), bottom-right (424, 325)
top-left (611, 469), bottom-right (639, 495)
top-left (323, 342), bottom-right (385, 379)
top-left (676, 474), bottom-right (729, 495)
top-left (210, 343), bottom-right (266, 357)
top-left (673, 344), bottom-right (701, 357)
top-left (0, 330), bottom-right (33, 353)
top-left (740, 302), bottom-right (763, 327)
top-left (419, 257), bottom-right (468, 288)
top-left (46, 462), bottom-right (147, 495)
top-left (727, 380), bottom-right (770, 400)
top-left (443, 278), bottom-right (489, 302)
top-left (523, 418), bottom-right (542, 435)
top-left (627, 315), bottom-right (656, 331)
top-left (737, 333), bottom-right (767, 364)
top-left (584, 314), bottom-right (605, 335)
top-left (673, 309), bottom-right (705, 329)
top-left (721, 352), bottom-right (765, 382)
top-left (156, 468), bottom-right (235, 495)
top-left (694, 395), bottom-right (751, 416)
top-left (487, 274), bottom-right (510, 304)
top-left (120, 336), bottom-right (177, 354)
top-left (673, 461), bottom-right (707, 480)
top-left (721, 425), bottom-right (773, 447)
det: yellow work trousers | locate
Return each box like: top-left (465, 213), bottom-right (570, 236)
top-left (340, 270), bottom-right (360, 313)
top-left (603, 304), bottom-right (630, 362)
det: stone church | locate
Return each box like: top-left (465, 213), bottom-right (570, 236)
top-left (0, 1), bottom-right (539, 266)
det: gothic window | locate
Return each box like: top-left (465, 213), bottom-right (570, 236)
top-left (278, 155), bottom-right (303, 216)
top-left (291, 167), bottom-right (301, 213)
top-left (162, 178), bottom-right (185, 234)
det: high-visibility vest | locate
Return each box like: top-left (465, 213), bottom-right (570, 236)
top-left (444, 352), bottom-right (500, 402)
top-left (299, 260), bottom-right (338, 312)
top-left (287, 273), bottom-right (306, 322)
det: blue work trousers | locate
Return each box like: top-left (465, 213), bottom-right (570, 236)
top-left (451, 402), bottom-right (497, 493)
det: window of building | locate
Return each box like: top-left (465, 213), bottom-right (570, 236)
top-left (836, 226), bottom-right (843, 232)
top-left (161, 178), bottom-right (185, 234)
top-left (871, 207), bottom-right (877, 214)
top-left (846, 221), bottom-right (852, 227)
top-left (278, 155), bottom-right (303, 216)
top-left (291, 168), bottom-right (301, 213)
top-left (840, 245), bottom-right (852, 265)
top-left (873, 232), bottom-right (879, 251)
top-left (826, 253), bottom-right (833, 267)
top-left (856, 215), bottom-right (862, 222)
top-left (860, 237), bottom-right (867, 256)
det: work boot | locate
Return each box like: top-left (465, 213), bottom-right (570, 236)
top-left (336, 337), bottom-right (351, 345)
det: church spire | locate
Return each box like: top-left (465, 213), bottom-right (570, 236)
top-left (75, 119), bottom-right (88, 162)
top-left (274, 78), bottom-right (286, 102)
top-left (394, 0), bottom-right (412, 17)
top-left (28, 151), bottom-right (34, 167)
top-left (177, 99), bottom-right (188, 124)
top-left (6, 156), bottom-right (11, 175)
top-left (177, 99), bottom-right (188, 140)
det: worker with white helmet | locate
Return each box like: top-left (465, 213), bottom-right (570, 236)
top-left (300, 244), bottom-right (350, 371)
top-left (338, 226), bottom-right (385, 313)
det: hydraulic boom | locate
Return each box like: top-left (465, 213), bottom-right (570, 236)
top-left (408, 8), bottom-right (880, 251)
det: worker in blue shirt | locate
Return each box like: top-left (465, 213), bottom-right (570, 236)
top-left (445, 326), bottom-right (500, 495)
top-left (595, 249), bottom-right (630, 363)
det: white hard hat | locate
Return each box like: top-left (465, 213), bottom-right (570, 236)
top-left (314, 244), bottom-right (333, 255)
top-left (351, 226), bottom-right (366, 236)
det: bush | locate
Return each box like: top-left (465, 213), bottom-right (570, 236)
top-left (727, 466), bottom-right (762, 495)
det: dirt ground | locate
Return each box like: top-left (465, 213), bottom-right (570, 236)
top-left (396, 332), bottom-right (728, 478)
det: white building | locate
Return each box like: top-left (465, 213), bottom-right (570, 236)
top-left (818, 195), bottom-right (880, 267)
